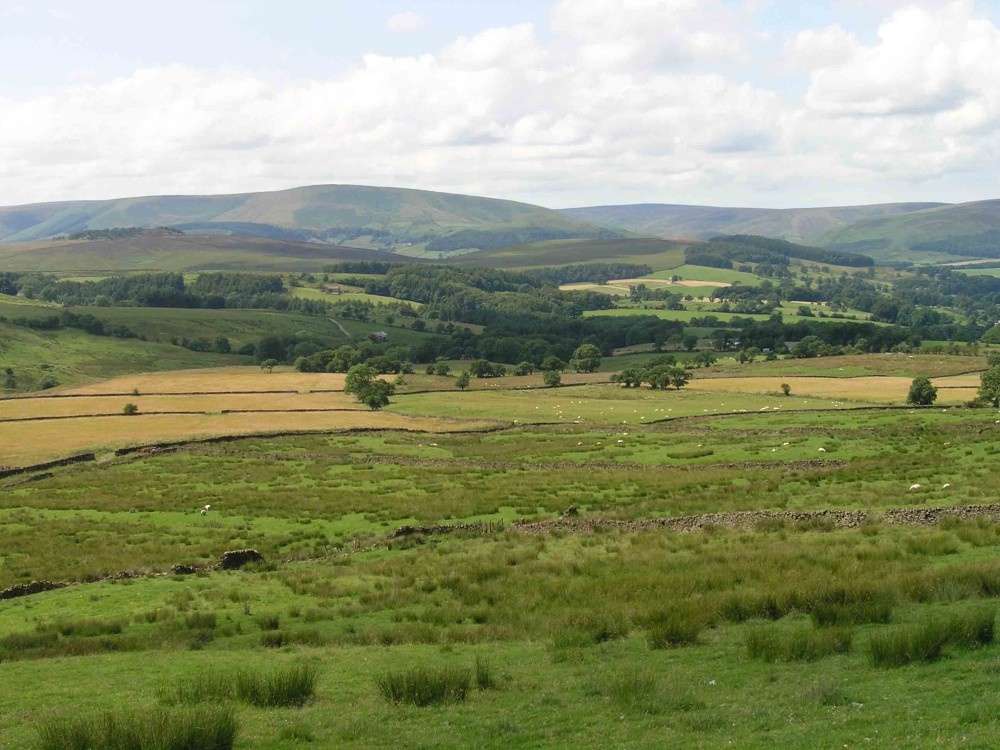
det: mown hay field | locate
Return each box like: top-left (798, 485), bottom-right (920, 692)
top-left (0, 392), bottom-right (362, 421)
top-left (61, 368), bottom-right (349, 395)
top-left (687, 375), bottom-right (978, 404)
top-left (0, 411), bottom-right (496, 467)
top-left (390, 383), bottom-right (873, 424)
top-left (701, 353), bottom-right (987, 378)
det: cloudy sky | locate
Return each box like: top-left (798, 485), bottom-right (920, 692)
top-left (1, 0), bottom-right (999, 209)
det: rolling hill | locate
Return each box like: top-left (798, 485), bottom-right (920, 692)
top-left (560, 202), bottom-right (944, 246)
top-left (0, 184), bottom-right (614, 255)
top-left (818, 199), bottom-right (1000, 262)
top-left (0, 234), bottom-right (415, 273)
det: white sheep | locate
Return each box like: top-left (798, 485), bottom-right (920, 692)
top-left (908, 483), bottom-right (921, 491)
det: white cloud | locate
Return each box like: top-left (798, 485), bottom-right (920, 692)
top-left (1, 1), bottom-right (1000, 208)
top-left (386, 11), bottom-right (425, 33)
top-left (782, 24), bottom-right (859, 70)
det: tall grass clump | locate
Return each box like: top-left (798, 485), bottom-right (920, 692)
top-left (234, 664), bottom-right (318, 707)
top-left (161, 664), bottom-right (317, 708)
top-left (644, 609), bottom-right (706, 649)
top-left (868, 608), bottom-right (995, 667)
top-left (474, 656), bottom-right (497, 690)
top-left (375, 665), bottom-right (472, 706)
top-left (746, 625), bottom-right (853, 662)
top-left (35, 705), bottom-right (238, 750)
top-left (811, 598), bottom-right (894, 627)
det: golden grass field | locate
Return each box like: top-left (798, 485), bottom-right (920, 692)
top-left (687, 375), bottom-right (978, 404)
top-left (0, 410), bottom-right (498, 467)
top-left (1, 360), bottom-right (988, 468)
top-left (0, 392), bottom-right (361, 420)
top-left (61, 367), bottom-right (349, 395)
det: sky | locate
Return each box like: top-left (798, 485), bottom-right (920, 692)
top-left (1, 0), bottom-right (1000, 209)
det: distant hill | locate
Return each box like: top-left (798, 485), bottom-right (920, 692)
top-left (818, 200), bottom-right (1000, 262)
top-left (0, 234), bottom-right (416, 273)
top-left (0, 184), bottom-right (615, 255)
top-left (560, 203), bottom-right (943, 246)
top-left (448, 238), bottom-right (691, 271)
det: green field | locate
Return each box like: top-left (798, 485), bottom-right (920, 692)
top-left (4, 385), bottom-right (1000, 747)
top-left (450, 238), bottom-right (690, 270)
top-left (647, 264), bottom-right (764, 285)
top-left (0, 321), bottom-right (244, 392)
top-left (957, 267), bottom-right (1000, 277)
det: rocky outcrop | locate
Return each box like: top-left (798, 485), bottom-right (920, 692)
top-left (217, 549), bottom-right (265, 570)
top-left (0, 580), bottom-right (66, 600)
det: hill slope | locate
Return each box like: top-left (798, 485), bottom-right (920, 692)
top-left (0, 234), bottom-right (414, 273)
top-left (0, 184), bottom-right (613, 254)
top-left (819, 199), bottom-right (1000, 262)
top-left (561, 202), bottom-right (943, 245)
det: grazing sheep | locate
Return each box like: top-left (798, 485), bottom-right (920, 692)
top-left (942, 483), bottom-right (952, 489)
top-left (909, 484), bottom-right (921, 491)
top-left (818, 447), bottom-right (826, 453)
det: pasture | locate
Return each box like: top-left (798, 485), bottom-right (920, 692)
top-left (3, 355), bottom-right (1000, 749)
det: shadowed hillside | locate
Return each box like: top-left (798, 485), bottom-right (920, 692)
top-left (0, 234), bottom-right (415, 273)
top-left (560, 202), bottom-right (943, 245)
top-left (0, 184), bottom-right (613, 254)
top-left (819, 199), bottom-right (1000, 262)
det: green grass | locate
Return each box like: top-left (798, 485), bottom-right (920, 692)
top-left (0, 321), bottom-right (243, 392)
top-left (867, 609), bottom-right (995, 667)
top-left (449, 238), bottom-right (690, 270)
top-left (5, 353), bottom-right (1000, 747)
top-left (34, 705), bottom-right (238, 750)
top-left (745, 624), bottom-right (853, 662)
top-left (162, 664), bottom-right (318, 708)
top-left (375, 665), bottom-right (472, 706)
top-left (647, 264), bottom-right (765, 285)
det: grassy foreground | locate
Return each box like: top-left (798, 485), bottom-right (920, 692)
top-left (2, 356), bottom-right (1000, 748)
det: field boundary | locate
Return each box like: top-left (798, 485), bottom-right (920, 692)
top-left (0, 452), bottom-right (96, 479)
top-left (7, 501), bottom-right (1000, 602)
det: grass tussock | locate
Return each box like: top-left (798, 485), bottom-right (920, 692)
top-left (644, 608), bottom-right (707, 649)
top-left (868, 608), bottom-right (995, 667)
top-left (745, 624), bottom-right (853, 662)
top-left (583, 669), bottom-right (703, 715)
top-left (35, 705), bottom-right (238, 750)
top-left (161, 664), bottom-right (318, 708)
top-left (375, 665), bottom-right (473, 706)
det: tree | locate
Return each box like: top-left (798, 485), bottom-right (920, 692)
top-left (611, 367), bottom-right (645, 388)
top-left (344, 364), bottom-right (396, 410)
top-left (780, 383), bottom-right (791, 396)
top-left (469, 359), bottom-right (505, 378)
top-left (569, 344), bottom-right (602, 373)
top-left (906, 377), bottom-right (937, 406)
top-left (541, 355), bottom-right (566, 372)
top-left (980, 366), bottom-right (1000, 407)
top-left (326, 345), bottom-right (362, 373)
top-left (260, 358), bottom-right (279, 373)
top-left (669, 367), bottom-right (692, 390)
top-left (514, 361), bottom-right (535, 376)
top-left (542, 370), bottom-right (561, 387)
top-left (122, 403), bottom-right (139, 415)
top-left (455, 371), bottom-right (470, 390)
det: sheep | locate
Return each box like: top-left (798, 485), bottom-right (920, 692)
top-left (942, 483), bottom-right (952, 489)
top-left (908, 484), bottom-right (921, 491)
top-left (818, 447), bottom-right (826, 453)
